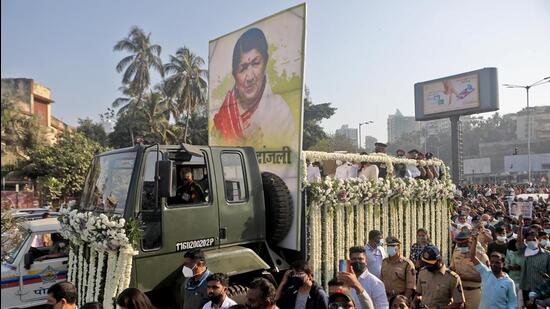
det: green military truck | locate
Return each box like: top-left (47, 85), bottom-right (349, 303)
top-left (76, 143), bottom-right (301, 306)
top-left (63, 142), bottom-right (454, 308)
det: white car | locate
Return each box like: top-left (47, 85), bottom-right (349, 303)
top-left (1, 218), bottom-right (68, 309)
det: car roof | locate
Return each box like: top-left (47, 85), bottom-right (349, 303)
top-left (22, 218), bottom-right (61, 233)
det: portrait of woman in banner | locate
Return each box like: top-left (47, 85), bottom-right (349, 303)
top-left (210, 27), bottom-right (297, 149)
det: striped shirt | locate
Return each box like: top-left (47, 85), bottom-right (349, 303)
top-left (519, 248), bottom-right (550, 291)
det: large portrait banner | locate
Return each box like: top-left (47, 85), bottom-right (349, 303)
top-left (208, 4), bottom-right (306, 250)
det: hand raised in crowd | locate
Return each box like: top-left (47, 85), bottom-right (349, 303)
top-left (337, 267), bottom-right (365, 295)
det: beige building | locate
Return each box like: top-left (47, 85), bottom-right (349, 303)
top-left (1, 78), bottom-right (72, 144)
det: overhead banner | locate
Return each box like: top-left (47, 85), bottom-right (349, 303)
top-left (208, 4), bottom-right (306, 250)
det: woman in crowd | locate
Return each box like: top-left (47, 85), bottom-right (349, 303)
top-left (409, 228), bottom-right (431, 269)
top-left (116, 288), bottom-right (156, 309)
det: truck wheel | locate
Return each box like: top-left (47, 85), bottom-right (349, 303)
top-left (261, 171), bottom-right (293, 244)
top-left (227, 284), bottom-right (248, 304)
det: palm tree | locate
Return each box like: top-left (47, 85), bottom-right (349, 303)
top-left (113, 26), bottom-right (164, 101)
top-left (113, 26), bottom-right (163, 145)
top-left (141, 91), bottom-right (176, 144)
top-left (163, 47), bottom-right (207, 143)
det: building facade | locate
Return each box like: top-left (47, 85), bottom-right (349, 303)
top-left (335, 124), bottom-right (358, 148)
top-left (1, 78), bottom-right (72, 144)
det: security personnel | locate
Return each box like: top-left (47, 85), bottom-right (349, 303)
top-left (380, 236), bottom-right (416, 299)
top-left (450, 231), bottom-right (489, 309)
top-left (374, 142), bottom-right (388, 178)
top-left (413, 245), bottom-right (465, 309)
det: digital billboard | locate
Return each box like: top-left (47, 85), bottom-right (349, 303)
top-left (208, 4), bottom-right (306, 250)
top-left (414, 68), bottom-right (499, 121)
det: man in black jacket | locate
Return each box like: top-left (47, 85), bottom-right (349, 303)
top-left (275, 260), bottom-right (328, 309)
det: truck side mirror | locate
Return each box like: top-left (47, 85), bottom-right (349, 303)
top-left (157, 160), bottom-right (174, 198)
top-left (24, 253), bottom-right (33, 270)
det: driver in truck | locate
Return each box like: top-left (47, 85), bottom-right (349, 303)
top-left (176, 168), bottom-right (204, 204)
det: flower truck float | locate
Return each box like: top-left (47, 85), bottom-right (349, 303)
top-left (53, 144), bottom-right (454, 308)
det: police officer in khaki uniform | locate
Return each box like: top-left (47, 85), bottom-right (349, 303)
top-left (450, 231), bottom-right (489, 309)
top-left (380, 236), bottom-right (416, 299)
top-left (412, 245), bottom-right (465, 309)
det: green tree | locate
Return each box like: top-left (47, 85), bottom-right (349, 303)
top-left (310, 133), bottom-right (356, 153)
top-left (22, 132), bottom-right (105, 200)
top-left (108, 109), bottom-right (149, 148)
top-left (114, 26), bottom-right (164, 100)
top-left (185, 105), bottom-right (208, 145)
top-left (141, 91), bottom-right (176, 144)
top-left (77, 118), bottom-right (109, 146)
top-left (114, 26), bottom-right (164, 144)
top-left (163, 47), bottom-right (207, 142)
top-left (302, 87), bottom-right (336, 150)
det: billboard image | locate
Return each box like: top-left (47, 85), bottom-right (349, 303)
top-left (208, 4), bottom-right (306, 249)
top-left (414, 67), bottom-right (499, 121)
top-left (423, 74), bottom-right (479, 115)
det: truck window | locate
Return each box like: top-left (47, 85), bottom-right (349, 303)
top-left (167, 153), bottom-right (210, 207)
top-left (141, 151), bottom-right (162, 251)
top-left (221, 153), bottom-right (247, 203)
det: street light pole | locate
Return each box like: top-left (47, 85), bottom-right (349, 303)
top-left (358, 121), bottom-right (373, 152)
top-left (503, 76), bottom-right (550, 183)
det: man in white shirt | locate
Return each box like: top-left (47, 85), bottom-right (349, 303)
top-left (335, 160), bottom-right (350, 180)
top-left (365, 230), bottom-right (387, 279)
top-left (306, 160), bottom-right (321, 183)
top-left (339, 246), bottom-right (389, 309)
top-left (202, 273), bottom-right (237, 309)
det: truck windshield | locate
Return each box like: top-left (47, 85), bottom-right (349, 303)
top-left (80, 151), bottom-right (136, 214)
top-left (2, 229), bottom-right (30, 264)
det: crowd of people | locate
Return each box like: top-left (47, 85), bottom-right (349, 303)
top-left (47, 139), bottom-right (550, 309)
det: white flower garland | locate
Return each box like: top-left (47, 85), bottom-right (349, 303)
top-left (94, 250), bottom-right (105, 301)
top-left (58, 208), bottom-right (139, 306)
top-left (86, 249), bottom-right (96, 303)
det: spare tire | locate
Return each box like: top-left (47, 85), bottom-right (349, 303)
top-left (261, 171), bottom-right (293, 244)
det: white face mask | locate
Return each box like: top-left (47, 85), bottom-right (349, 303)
top-left (541, 239), bottom-right (549, 248)
top-left (458, 246), bottom-right (469, 254)
top-left (387, 246), bottom-right (398, 257)
top-left (527, 241), bottom-right (539, 250)
top-left (182, 265), bottom-right (195, 278)
top-left (496, 236), bottom-right (507, 242)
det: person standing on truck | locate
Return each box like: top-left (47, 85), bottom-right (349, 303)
top-left (202, 273), bottom-right (237, 309)
top-left (246, 278), bottom-right (280, 309)
top-left (365, 230), bottom-right (387, 278)
top-left (46, 282), bottom-right (78, 309)
top-left (275, 260), bottom-right (328, 309)
top-left (339, 246), bottom-right (388, 309)
top-left (181, 249), bottom-right (211, 309)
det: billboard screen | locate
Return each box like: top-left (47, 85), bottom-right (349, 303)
top-left (208, 4), bottom-right (306, 250)
top-left (415, 68), bottom-right (499, 121)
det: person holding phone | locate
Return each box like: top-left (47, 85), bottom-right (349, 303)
top-left (275, 260), bottom-right (328, 309)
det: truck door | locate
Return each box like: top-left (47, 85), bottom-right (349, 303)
top-left (134, 148), bottom-right (220, 292)
top-left (211, 148), bottom-right (263, 245)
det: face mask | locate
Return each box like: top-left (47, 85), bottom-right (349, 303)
top-left (458, 246), bottom-right (469, 254)
top-left (378, 239), bottom-right (384, 246)
top-left (541, 239), bottom-right (549, 247)
top-left (417, 236), bottom-right (427, 243)
top-left (497, 236), bottom-right (507, 242)
top-left (288, 275), bottom-right (305, 288)
top-left (491, 264), bottom-right (502, 274)
top-left (351, 261), bottom-right (367, 274)
top-left (208, 293), bottom-right (223, 305)
top-left (387, 246), bottom-right (397, 257)
top-left (527, 241), bottom-right (539, 250)
top-left (182, 265), bottom-right (195, 278)
top-left (545, 229), bottom-right (550, 234)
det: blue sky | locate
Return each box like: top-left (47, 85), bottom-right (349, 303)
top-left (2, 0), bottom-right (549, 142)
